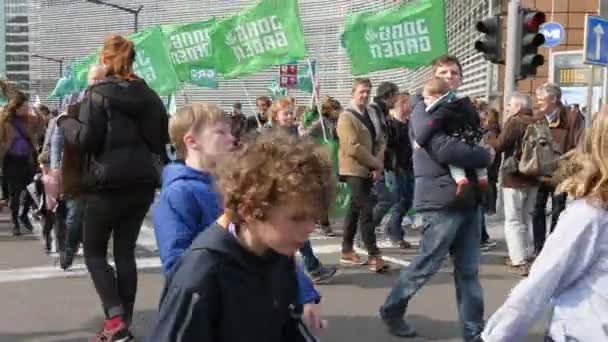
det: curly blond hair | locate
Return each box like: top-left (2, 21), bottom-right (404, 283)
top-left (216, 130), bottom-right (334, 224)
top-left (557, 105), bottom-right (608, 206)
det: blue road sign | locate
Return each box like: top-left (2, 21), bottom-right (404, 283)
top-left (583, 15), bottom-right (608, 66)
top-left (540, 22), bottom-right (565, 48)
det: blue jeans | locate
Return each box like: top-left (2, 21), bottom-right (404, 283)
top-left (65, 196), bottom-right (85, 255)
top-left (299, 240), bottom-right (320, 273)
top-left (385, 171), bottom-right (414, 241)
top-left (381, 207), bottom-right (484, 341)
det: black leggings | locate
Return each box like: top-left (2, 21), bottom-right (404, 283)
top-left (83, 186), bottom-right (155, 325)
top-left (3, 154), bottom-right (33, 228)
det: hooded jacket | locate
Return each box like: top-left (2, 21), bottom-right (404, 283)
top-left (150, 223), bottom-right (317, 342)
top-left (153, 164), bottom-right (222, 275)
top-left (59, 77), bottom-right (169, 191)
top-left (152, 164), bottom-right (320, 303)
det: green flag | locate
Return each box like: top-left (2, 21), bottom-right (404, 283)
top-left (130, 27), bottom-right (180, 96)
top-left (189, 68), bottom-right (219, 89)
top-left (48, 76), bottom-right (76, 99)
top-left (210, 0), bottom-right (307, 79)
top-left (342, 0), bottom-right (447, 75)
top-left (266, 79), bottom-right (286, 99)
top-left (72, 52), bottom-right (100, 91)
top-left (162, 18), bottom-right (217, 82)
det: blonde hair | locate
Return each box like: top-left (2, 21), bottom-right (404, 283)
top-left (169, 102), bottom-right (226, 159)
top-left (423, 78), bottom-right (450, 97)
top-left (267, 97), bottom-right (292, 125)
top-left (558, 104), bottom-right (608, 206)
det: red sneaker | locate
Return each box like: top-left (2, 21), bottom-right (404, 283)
top-left (90, 318), bottom-right (132, 342)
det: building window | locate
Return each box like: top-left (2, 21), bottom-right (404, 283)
top-left (6, 64), bottom-right (30, 72)
top-left (7, 74), bottom-right (30, 82)
top-left (6, 35), bottom-right (29, 43)
top-left (6, 45), bottom-right (29, 53)
top-left (6, 16), bottom-right (28, 24)
top-left (6, 26), bottom-right (29, 34)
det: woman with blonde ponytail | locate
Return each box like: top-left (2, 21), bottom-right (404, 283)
top-left (57, 34), bottom-right (169, 342)
top-left (482, 104), bottom-right (608, 342)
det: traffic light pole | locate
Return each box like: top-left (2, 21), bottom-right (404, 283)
top-left (601, 0), bottom-right (608, 105)
top-left (484, 0), bottom-right (496, 102)
top-left (503, 0), bottom-right (521, 111)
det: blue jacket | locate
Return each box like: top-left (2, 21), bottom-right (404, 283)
top-left (153, 164), bottom-right (320, 304)
top-left (153, 164), bottom-right (222, 275)
top-left (409, 95), bottom-right (492, 211)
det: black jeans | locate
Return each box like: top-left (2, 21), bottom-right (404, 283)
top-left (83, 186), bottom-right (155, 324)
top-left (1, 160), bottom-right (8, 201)
top-left (42, 201), bottom-right (66, 252)
top-left (532, 184), bottom-right (567, 254)
top-left (4, 154), bottom-right (33, 229)
top-left (65, 196), bottom-right (85, 256)
top-left (342, 176), bottom-right (379, 256)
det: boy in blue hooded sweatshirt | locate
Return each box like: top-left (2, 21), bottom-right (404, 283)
top-left (153, 103), bottom-right (322, 306)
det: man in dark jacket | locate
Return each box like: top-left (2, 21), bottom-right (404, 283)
top-left (378, 91), bottom-right (414, 248)
top-left (380, 55), bottom-right (493, 341)
top-left (532, 83), bottom-right (573, 254)
top-left (369, 82), bottom-right (401, 238)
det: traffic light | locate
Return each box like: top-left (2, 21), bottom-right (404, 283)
top-left (518, 9), bottom-right (546, 79)
top-left (474, 15), bottom-right (502, 64)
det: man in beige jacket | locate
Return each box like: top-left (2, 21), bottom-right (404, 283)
top-left (337, 78), bottom-right (387, 272)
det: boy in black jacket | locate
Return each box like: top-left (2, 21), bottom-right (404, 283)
top-left (150, 131), bottom-right (333, 342)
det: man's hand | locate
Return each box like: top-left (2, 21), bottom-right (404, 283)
top-left (371, 170), bottom-right (382, 182)
top-left (302, 303), bottom-right (327, 333)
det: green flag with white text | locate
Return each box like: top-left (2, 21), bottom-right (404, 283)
top-left (130, 27), bottom-right (180, 96)
top-left (342, 0), bottom-right (447, 75)
top-left (162, 18), bottom-right (217, 82)
top-left (210, 0), bottom-right (307, 79)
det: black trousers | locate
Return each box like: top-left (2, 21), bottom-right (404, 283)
top-left (532, 184), bottom-right (567, 254)
top-left (42, 201), bottom-right (67, 252)
top-left (4, 154), bottom-right (34, 229)
top-left (342, 176), bottom-right (379, 256)
top-left (1, 160), bottom-right (8, 201)
top-left (83, 186), bottom-right (155, 324)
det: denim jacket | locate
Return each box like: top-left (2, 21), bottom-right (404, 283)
top-left (50, 121), bottom-right (64, 170)
top-left (482, 200), bottom-right (608, 342)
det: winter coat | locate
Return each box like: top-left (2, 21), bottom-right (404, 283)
top-left (150, 223), bottom-right (318, 342)
top-left (59, 77), bottom-right (169, 191)
top-left (152, 164), bottom-right (222, 275)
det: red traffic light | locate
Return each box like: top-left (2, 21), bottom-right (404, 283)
top-left (522, 10), bottom-right (546, 32)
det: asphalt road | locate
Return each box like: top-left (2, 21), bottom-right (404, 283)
top-left (0, 212), bottom-right (546, 342)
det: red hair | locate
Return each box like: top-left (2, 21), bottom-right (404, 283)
top-left (102, 35), bottom-right (138, 81)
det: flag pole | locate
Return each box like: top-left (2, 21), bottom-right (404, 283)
top-left (240, 80), bottom-right (262, 128)
top-left (307, 58), bottom-right (327, 142)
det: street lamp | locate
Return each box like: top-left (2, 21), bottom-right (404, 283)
top-left (31, 54), bottom-right (65, 106)
top-left (31, 54), bottom-right (64, 78)
top-left (85, 0), bottom-right (144, 33)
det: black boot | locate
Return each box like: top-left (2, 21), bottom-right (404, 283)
top-left (379, 307), bottom-right (417, 338)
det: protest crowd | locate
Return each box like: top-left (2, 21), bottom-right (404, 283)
top-left (1, 2), bottom-right (608, 342)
